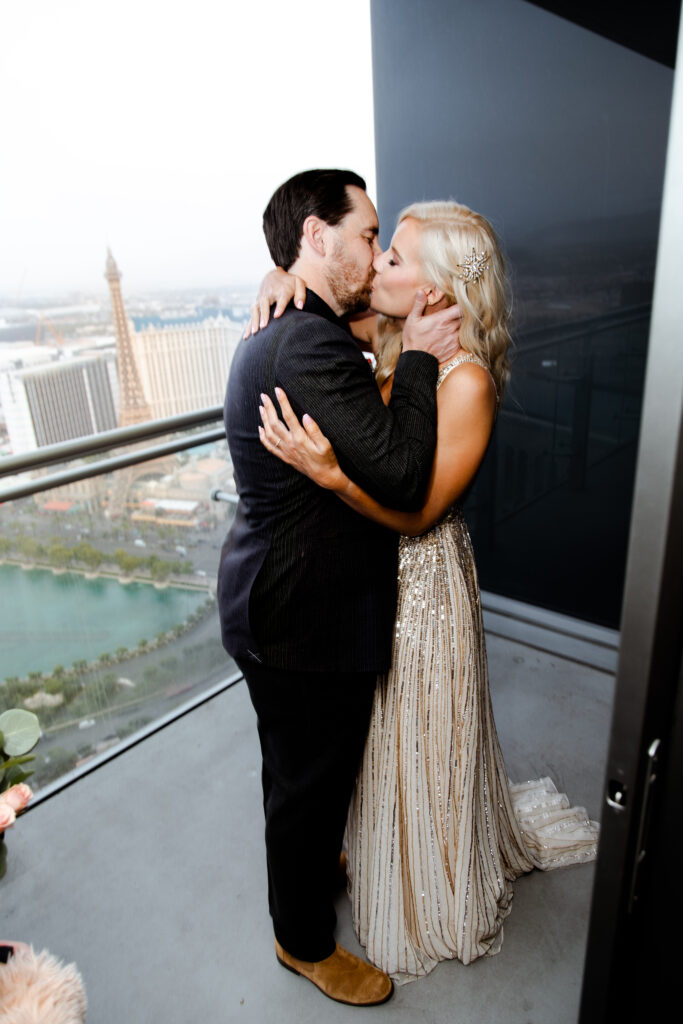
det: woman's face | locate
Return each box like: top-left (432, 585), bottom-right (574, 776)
top-left (370, 217), bottom-right (432, 318)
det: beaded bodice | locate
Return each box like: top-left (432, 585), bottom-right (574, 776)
top-left (436, 351), bottom-right (497, 401)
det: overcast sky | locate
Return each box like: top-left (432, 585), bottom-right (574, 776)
top-left (0, 0), bottom-right (376, 297)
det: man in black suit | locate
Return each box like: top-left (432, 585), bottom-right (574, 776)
top-left (218, 169), bottom-right (456, 1005)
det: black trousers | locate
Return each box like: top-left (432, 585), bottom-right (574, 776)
top-left (237, 659), bottom-right (376, 962)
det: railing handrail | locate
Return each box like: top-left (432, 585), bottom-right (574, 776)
top-left (0, 427), bottom-right (229, 503)
top-left (514, 303), bottom-right (651, 356)
top-left (0, 305), bottom-right (650, 482)
top-left (0, 303), bottom-right (650, 502)
top-left (0, 404), bottom-right (224, 480)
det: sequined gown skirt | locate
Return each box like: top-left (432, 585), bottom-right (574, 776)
top-left (346, 507), bottom-right (598, 982)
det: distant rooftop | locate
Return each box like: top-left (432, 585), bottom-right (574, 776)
top-left (131, 307), bottom-right (245, 331)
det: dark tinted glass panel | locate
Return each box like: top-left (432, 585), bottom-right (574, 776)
top-left (371, 0), bottom-right (674, 626)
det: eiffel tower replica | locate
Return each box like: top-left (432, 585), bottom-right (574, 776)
top-left (105, 249), bottom-right (167, 516)
top-left (105, 249), bottom-right (151, 428)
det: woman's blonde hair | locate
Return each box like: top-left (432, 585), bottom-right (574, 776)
top-left (374, 201), bottom-right (511, 400)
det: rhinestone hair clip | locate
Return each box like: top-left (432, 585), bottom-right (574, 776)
top-left (456, 248), bottom-right (489, 284)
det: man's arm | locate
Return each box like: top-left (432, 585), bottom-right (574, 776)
top-left (275, 319), bottom-right (437, 512)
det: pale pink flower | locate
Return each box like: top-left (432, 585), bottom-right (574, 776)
top-left (1, 784), bottom-right (33, 813)
top-left (0, 801), bottom-right (16, 832)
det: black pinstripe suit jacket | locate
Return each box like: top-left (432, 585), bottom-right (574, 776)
top-left (218, 290), bottom-right (438, 673)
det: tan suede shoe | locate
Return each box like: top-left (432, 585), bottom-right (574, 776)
top-left (275, 940), bottom-right (393, 1006)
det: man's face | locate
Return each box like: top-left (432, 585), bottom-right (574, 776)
top-left (324, 186), bottom-right (381, 316)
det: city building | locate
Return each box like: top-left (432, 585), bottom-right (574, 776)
top-left (131, 313), bottom-right (241, 419)
top-left (106, 249), bottom-right (242, 422)
top-left (0, 350), bottom-right (118, 453)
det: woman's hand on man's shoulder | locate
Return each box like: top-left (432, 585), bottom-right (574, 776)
top-left (244, 268), bottom-right (306, 338)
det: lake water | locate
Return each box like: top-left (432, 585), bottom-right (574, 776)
top-left (0, 564), bottom-right (207, 679)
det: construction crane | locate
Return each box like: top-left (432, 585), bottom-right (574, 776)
top-left (34, 316), bottom-right (64, 346)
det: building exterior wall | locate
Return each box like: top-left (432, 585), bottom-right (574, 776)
top-left (132, 317), bottom-right (241, 419)
top-left (0, 353), bottom-right (118, 453)
top-left (0, 367), bottom-right (39, 451)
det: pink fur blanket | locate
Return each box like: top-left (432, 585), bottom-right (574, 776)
top-left (0, 946), bottom-right (86, 1023)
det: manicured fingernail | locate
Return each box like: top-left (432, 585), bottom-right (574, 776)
top-left (296, 300), bottom-right (304, 309)
top-left (259, 405), bottom-right (264, 417)
top-left (260, 318), bottom-right (266, 328)
top-left (275, 387), bottom-right (283, 397)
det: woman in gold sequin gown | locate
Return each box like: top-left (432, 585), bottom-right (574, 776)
top-left (258, 201), bottom-right (598, 983)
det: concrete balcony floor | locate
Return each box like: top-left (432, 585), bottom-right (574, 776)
top-left (3, 633), bottom-right (613, 1024)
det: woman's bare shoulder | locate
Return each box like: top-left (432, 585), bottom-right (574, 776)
top-left (438, 358), bottom-right (496, 403)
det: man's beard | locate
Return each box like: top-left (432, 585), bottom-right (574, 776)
top-left (326, 244), bottom-right (375, 316)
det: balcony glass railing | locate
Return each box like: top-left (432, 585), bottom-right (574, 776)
top-left (0, 408), bottom-right (240, 794)
top-left (2, 307), bottom-right (639, 793)
top-left (466, 305), bottom-right (649, 626)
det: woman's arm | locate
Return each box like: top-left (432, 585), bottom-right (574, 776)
top-left (259, 366), bottom-right (496, 536)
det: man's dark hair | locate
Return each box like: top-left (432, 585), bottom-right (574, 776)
top-left (263, 169), bottom-right (367, 270)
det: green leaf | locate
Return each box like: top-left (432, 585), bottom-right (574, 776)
top-left (0, 731), bottom-right (4, 748)
top-left (0, 710), bottom-right (40, 757)
top-left (4, 766), bottom-right (33, 787)
top-left (1, 754), bottom-right (36, 771)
